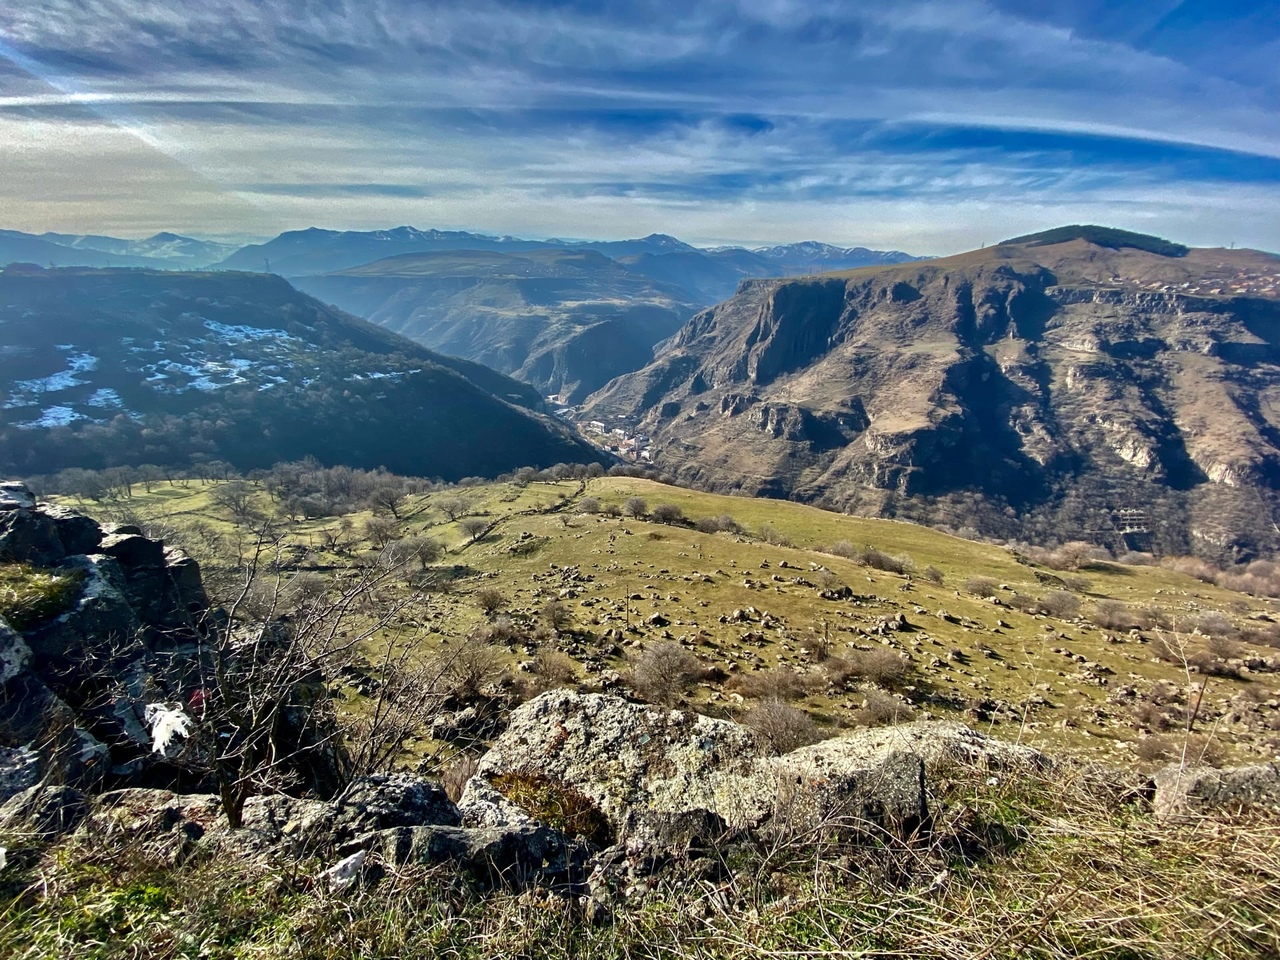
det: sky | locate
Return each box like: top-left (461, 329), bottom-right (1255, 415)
top-left (1, 0), bottom-right (1278, 255)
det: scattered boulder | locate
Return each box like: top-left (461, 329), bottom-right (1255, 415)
top-left (1154, 761), bottom-right (1280, 819)
top-left (0, 783), bottom-right (90, 838)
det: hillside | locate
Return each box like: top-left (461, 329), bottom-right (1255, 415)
top-left (583, 230), bottom-right (1280, 560)
top-left (293, 248), bottom-right (699, 401)
top-left (0, 266), bottom-right (606, 478)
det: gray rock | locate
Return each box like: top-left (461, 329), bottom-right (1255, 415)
top-left (1154, 762), bottom-right (1280, 819)
top-left (100, 532), bottom-right (166, 569)
top-left (333, 774), bottom-right (460, 838)
top-left (368, 823), bottom-right (577, 886)
top-left (0, 784), bottom-right (89, 838)
top-left (0, 504), bottom-right (65, 565)
top-left (0, 616), bottom-right (31, 684)
top-left (0, 482), bottom-right (36, 511)
top-left (457, 776), bottom-right (542, 829)
top-left (0, 745), bottom-right (39, 803)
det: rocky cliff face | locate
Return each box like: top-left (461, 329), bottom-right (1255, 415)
top-left (0, 483), bottom-right (344, 803)
top-left (584, 234), bottom-right (1280, 560)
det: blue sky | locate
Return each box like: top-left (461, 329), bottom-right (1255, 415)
top-left (0, 0), bottom-right (1277, 253)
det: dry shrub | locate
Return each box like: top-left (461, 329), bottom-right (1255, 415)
top-left (1132, 700), bottom-right (1178, 732)
top-left (841, 648), bottom-right (911, 688)
top-left (540, 599), bottom-right (573, 632)
top-left (473, 615), bottom-right (523, 645)
top-left (1189, 611), bottom-right (1237, 639)
top-left (964, 576), bottom-right (1000, 598)
top-left (1059, 574), bottom-right (1091, 593)
top-left (728, 665), bottom-right (810, 701)
top-left (577, 497), bottom-right (600, 514)
top-left (532, 650), bottom-right (579, 685)
top-left (1132, 733), bottom-right (1226, 766)
top-left (440, 751), bottom-right (481, 802)
top-left (439, 635), bottom-right (506, 699)
top-left (1118, 550), bottom-right (1157, 565)
top-left (695, 513), bottom-right (741, 534)
top-left (650, 503), bottom-right (684, 524)
top-left (1093, 599), bottom-right (1141, 631)
top-left (828, 540), bottom-right (859, 559)
top-left (1038, 591), bottom-right (1081, 619)
top-left (491, 772), bottom-right (613, 846)
top-left (474, 586), bottom-right (508, 616)
top-left (757, 524), bottom-right (794, 547)
top-left (629, 641), bottom-right (702, 706)
top-left (744, 700), bottom-right (823, 754)
top-left (921, 564), bottom-right (945, 585)
top-left (622, 496), bottom-right (647, 518)
top-left (854, 688), bottom-right (915, 726)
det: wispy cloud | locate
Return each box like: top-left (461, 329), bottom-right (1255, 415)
top-left (0, 1), bottom-right (1277, 251)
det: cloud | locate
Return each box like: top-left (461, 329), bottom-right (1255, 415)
top-left (0, 1), bottom-right (1277, 250)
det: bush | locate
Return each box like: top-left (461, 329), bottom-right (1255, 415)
top-left (964, 576), bottom-right (1000, 598)
top-left (1038, 591), bottom-right (1081, 619)
top-left (474, 586), bottom-right (508, 617)
top-left (757, 524), bottom-right (794, 547)
top-left (622, 496), bottom-right (647, 519)
top-left (650, 503), bottom-right (684, 524)
top-left (540, 599), bottom-right (573, 632)
top-left (694, 513), bottom-right (741, 534)
top-left (922, 565), bottom-right (944, 585)
top-left (744, 700), bottom-right (823, 755)
top-left (844, 648), bottom-right (911, 688)
top-left (728, 665), bottom-right (809, 701)
top-left (437, 636), bottom-right (506, 699)
top-left (629, 641), bottom-right (701, 706)
top-left (854, 689), bottom-right (915, 726)
top-left (860, 548), bottom-right (913, 575)
top-left (602, 503), bottom-right (622, 517)
top-left (1093, 599), bottom-right (1141, 631)
top-left (578, 497), bottom-right (600, 514)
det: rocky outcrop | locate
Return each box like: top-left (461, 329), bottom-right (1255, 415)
top-left (460, 691), bottom-right (1047, 838)
top-left (0, 485), bottom-right (216, 799)
top-left (1154, 761), bottom-right (1280, 819)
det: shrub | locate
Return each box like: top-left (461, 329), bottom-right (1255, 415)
top-left (602, 503), bottom-right (622, 517)
top-left (964, 576), bottom-right (1000, 598)
top-left (650, 503), bottom-right (684, 524)
top-left (622, 496), bottom-right (647, 518)
top-left (474, 586), bottom-right (508, 617)
top-left (441, 752), bottom-right (481, 802)
top-left (578, 497), bottom-right (600, 514)
top-left (629, 641), bottom-right (701, 706)
top-left (1093, 599), bottom-right (1140, 631)
top-left (757, 524), bottom-right (794, 547)
top-left (1189, 611), bottom-right (1237, 639)
top-left (0, 564), bottom-right (86, 630)
top-left (845, 648), bottom-right (911, 688)
top-left (532, 650), bottom-right (578, 685)
top-left (921, 565), bottom-right (944, 585)
top-left (540, 599), bottom-right (573, 632)
top-left (828, 540), bottom-right (858, 559)
top-left (744, 700), bottom-right (823, 755)
top-left (854, 689), bottom-right (915, 726)
top-left (438, 636), bottom-right (506, 699)
top-left (727, 665), bottom-right (809, 701)
top-left (491, 772), bottom-right (613, 846)
top-left (1132, 734), bottom-right (1225, 766)
top-left (693, 513), bottom-right (741, 534)
top-left (860, 548), bottom-right (913, 575)
top-left (1038, 591), bottom-right (1081, 619)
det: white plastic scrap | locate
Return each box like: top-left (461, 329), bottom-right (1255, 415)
top-left (144, 703), bottom-right (193, 755)
top-left (318, 850), bottom-right (367, 892)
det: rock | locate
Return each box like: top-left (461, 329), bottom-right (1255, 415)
top-left (0, 503), bottom-right (65, 565)
top-left (0, 616), bottom-right (31, 684)
top-left (457, 776), bottom-right (542, 829)
top-left (1154, 761), bottom-right (1280, 819)
top-left (367, 823), bottom-right (580, 886)
top-left (318, 849), bottom-right (367, 891)
top-left (0, 745), bottom-right (40, 804)
top-left (473, 692), bottom-right (1036, 836)
top-left (0, 784), bottom-right (90, 838)
top-left (99, 532), bottom-right (167, 569)
top-left (0, 482), bottom-right (36, 511)
top-left (333, 774), bottom-right (460, 838)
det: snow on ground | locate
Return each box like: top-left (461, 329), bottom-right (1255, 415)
top-left (86, 388), bottom-right (123, 408)
top-left (203, 320), bottom-right (299, 343)
top-left (16, 406), bottom-right (86, 429)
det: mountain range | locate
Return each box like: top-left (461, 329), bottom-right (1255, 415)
top-left (583, 226), bottom-right (1280, 560)
top-left (0, 265), bottom-right (604, 479)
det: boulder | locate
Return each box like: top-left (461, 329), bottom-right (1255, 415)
top-left (0, 784), bottom-right (90, 838)
top-left (99, 532), bottom-right (166, 569)
top-left (367, 823), bottom-right (580, 886)
top-left (1154, 762), bottom-right (1280, 819)
top-left (332, 774), bottom-right (460, 838)
top-left (0, 745), bottom-right (39, 802)
top-left (467, 692), bottom-right (1035, 836)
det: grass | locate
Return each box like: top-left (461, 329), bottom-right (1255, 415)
top-left (54, 476), bottom-right (1280, 768)
top-left (1, 761), bottom-right (1276, 959)
top-left (0, 563), bottom-right (85, 630)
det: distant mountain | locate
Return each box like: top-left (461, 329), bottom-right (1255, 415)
top-left (40, 231), bottom-right (239, 267)
top-left (293, 247), bottom-right (698, 402)
top-left (749, 241), bottom-right (923, 272)
top-left (0, 266), bottom-right (605, 478)
top-left (0, 230), bottom-right (166, 269)
top-left (583, 227), bottom-right (1280, 560)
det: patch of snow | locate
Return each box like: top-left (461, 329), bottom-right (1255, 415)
top-left (204, 319), bottom-right (297, 342)
top-left (86, 388), bottom-right (123, 408)
top-left (16, 406), bottom-right (86, 428)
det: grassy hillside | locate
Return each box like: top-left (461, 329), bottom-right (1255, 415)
top-left (67, 474), bottom-right (1280, 767)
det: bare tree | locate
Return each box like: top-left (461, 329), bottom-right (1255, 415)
top-left (458, 517), bottom-right (489, 543)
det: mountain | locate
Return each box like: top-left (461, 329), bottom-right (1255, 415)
top-left (293, 247), bottom-right (699, 402)
top-left (583, 226), bottom-right (1280, 561)
top-left (749, 241), bottom-right (923, 273)
top-left (0, 266), bottom-right (606, 478)
top-left (0, 230), bottom-right (167, 269)
top-left (40, 231), bottom-right (239, 267)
